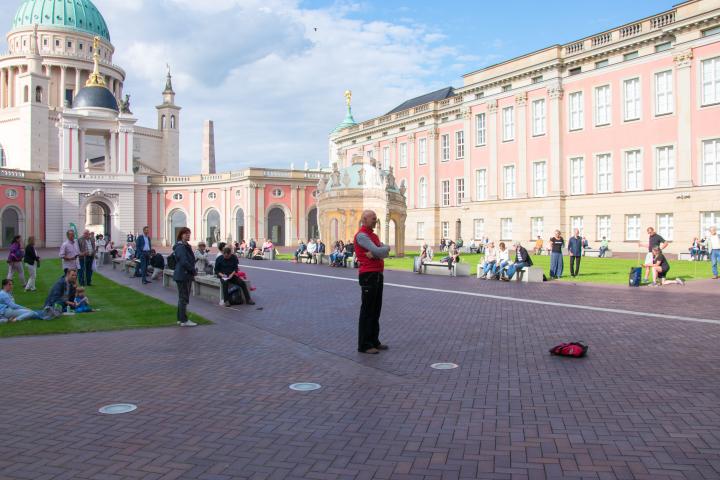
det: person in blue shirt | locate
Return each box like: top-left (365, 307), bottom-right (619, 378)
top-left (0, 279), bottom-right (43, 322)
top-left (568, 229), bottom-right (583, 277)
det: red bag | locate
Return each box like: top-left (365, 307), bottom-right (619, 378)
top-left (549, 342), bottom-right (588, 357)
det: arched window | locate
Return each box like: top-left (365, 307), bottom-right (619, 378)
top-left (35, 86), bottom-right (43, 103)
top-left (0, 145), bottom-right (6, 167)
top-left (23, 85), bottom-right (29, 103)
top-left (207, 192), bottom-right (217, 200)
top-left (161, 115), bottom-right (166, 129)
top-left (172, 192), bottom-right (183, 201)
top-left (170, 115), bottom-right (176, 129)
top-left (418, 177), bottom-right (427, 208)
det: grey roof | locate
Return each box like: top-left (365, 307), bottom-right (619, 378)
top-left (386, 87), bottom-right (454, 115)
top-left (73, 85), bottom-right (118, 111)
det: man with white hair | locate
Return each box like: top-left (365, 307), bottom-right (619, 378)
top-left (502, 242), bottom-right (533, 281)
top-left (353, 210), bottom-right (391, 354)
top-left (708, 226), bottom-right (720, 280)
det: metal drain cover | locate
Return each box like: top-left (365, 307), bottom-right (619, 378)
top-left (289, 383), bottom-right (321, 391)
top-left (430, 363), bottom-right (458, 370)
top-left (98, 403), bottom-right (137, 415)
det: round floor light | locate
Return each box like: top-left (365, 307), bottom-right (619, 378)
top-left (289, 383), bottom-right (321, 391)
top-left (430, 363), bottom-right (459, 370)
top-left (98, 403), bottom-right (137, 415)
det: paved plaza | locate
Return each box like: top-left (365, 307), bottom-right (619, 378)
top-left (1, 262), bottom-right (720, 480)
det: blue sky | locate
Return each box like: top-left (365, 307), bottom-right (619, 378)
top-left (0, 0), bottom-right (678, 173)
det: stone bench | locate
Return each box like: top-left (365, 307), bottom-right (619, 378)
top-left (475, 264), bottom-right (544, 282)
top-left (162, 269), bottom-right (222, 303)
top-left (112, 257), bottom-right (139, 274)
top-left (344, 256), bottom-right (357, 268)
top-left (422, 261), bottom-right (470, 277)
top-left (584, 249), bottom-right (613, 258)
top-left (678, 252), bottom-right (692, 261)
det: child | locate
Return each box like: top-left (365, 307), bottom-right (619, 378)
top-left (74, 288), bottom-right (94, 313)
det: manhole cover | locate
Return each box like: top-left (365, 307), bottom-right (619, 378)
top-left (430, 363), bottom-right (458, 370)
top-left (289, 383), bottom-right (321, 391)
top-left (98, 403), bottom-right (137, 415)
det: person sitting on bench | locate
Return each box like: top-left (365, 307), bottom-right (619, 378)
top-left (417, 243), bottom-right (433, 274)
top-left (148, 249), bottom-right (165, 281)
top-left (479, 242), bottom-right (497, 279)
top-left (442, 244), bottom-right (460, 273)
top-left (342, 240), bottom-right (355, 267)
top-left (215, 247), bottom-right (255, 306)
top-left (305, 239), bottom-right (317, 263)
top-left (293, 240), bottom-right (307, 263)
top-left (492, 242), bottom-right (510, 280)
top-left (502, 242), bottom-right (533, 281)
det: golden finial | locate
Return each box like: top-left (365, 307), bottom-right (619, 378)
top-left (85, 36), bottom-right (106, 87)
top-left (344, 90), bottom-right (352, 108)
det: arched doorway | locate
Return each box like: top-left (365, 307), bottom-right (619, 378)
top-left (85, 202), bottom-right (111, 237)
top-left (267, 207), bottom-right (285, 246)
top-left (235, 208), bottom-right (245, 242)
top-left (1, 207), bottom-right (20, 247)
top-left (307, 207), bottom-right (318, 240)
top-left (168, 209), bottom-right (187, 243)
top-left (205, 209), bottom-right (221, 246)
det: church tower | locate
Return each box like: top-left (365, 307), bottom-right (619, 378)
top-left (157, 67), bottom-right (181, 175)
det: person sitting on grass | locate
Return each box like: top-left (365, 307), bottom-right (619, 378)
top-left (502, 242), bottom-right (533, 281)
top-left (215, 247), bottom-right (255, 307)
top-left (479, 242), bottom-right (497, 279)
top-left (647, 247), bottom-right (684, 287)
top-left (44, 269), bottom-right (78, 314)
top-left (148, 249), bottom-right (165, 281)
top-left (0, 279), bottom-right (43, 322)
top-left (73, 287), bottom-right (94, 313)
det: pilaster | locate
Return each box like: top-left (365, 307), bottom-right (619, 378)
top-left (428, 127), bottom-right (439, 207)
top-left (407, 133), bottom-right (416, 208)
top-left (291, 185), bottom-right (298, 241)
top-left (487, 101), bottom-right (499, 200)
top-left (515, 93), bottom-right (528, 198)
top-left (548, 84), bottom-right (565, 196)
top-left (247, 184), bottom-right (256, 241)
top-left (674, 50), bottom-right (693, 187)
top-left (256, 184), bottom-right (265, 241)
top-left (462, 107), bottom-right (472, 201)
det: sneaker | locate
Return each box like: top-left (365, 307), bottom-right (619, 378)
top-left (224, 301), bottom-right (231, 307)
top-left (179, 320), bottom-right (197, 327)
top-left (676, 278), bottom-right (685, 286)
top-left (219, 300), bottom-right (226, 306)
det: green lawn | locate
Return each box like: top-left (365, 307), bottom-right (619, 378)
top-left (381, 251), bottom-right (713, 284)
top-left (0, 259), bottom-right (210, 338)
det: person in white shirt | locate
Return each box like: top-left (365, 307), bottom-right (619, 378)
top-left (305, 239), bottom-right (317, 263)
top-left (96, 234), bottom-right (107, 268)
top-left (493, 242), bottom-right (510, 280)
top-left (195, 242), bottom-right (210, 275)
top-left (708, 226), bottom-right (720, 280)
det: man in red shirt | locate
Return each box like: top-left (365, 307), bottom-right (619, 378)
top-left (353, 210), bottom-right (391, 354)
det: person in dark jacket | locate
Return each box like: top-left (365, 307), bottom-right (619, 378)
top-left (23, 236), bottom-right (40, 292)
top-left (148, 250), bottom-right (165, 281)
top-left (214, 247), bottom-right (254, 307)
top-left (44, 269), bottom-right (77, 313)
top-left (568, 228), bottom-right (583, 277)
top-left (173, 227), bottom-right (197, 327)
top-left (246, 239), bottom-right (257, 259)
top-left (502, 242), bottom-right (534, 281)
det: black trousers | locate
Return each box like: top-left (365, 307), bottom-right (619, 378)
top-left (220, 276), bottom-right (252, 304)
top-left (176, 280), bottom-right (192, 323)
top-left (570, 255), bottom-right (581, 276)
top-left (358, 271), bottom-right (383, 352)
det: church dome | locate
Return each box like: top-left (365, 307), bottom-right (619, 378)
top-left (73, 85), bottom-right (118, 111)
top-left (12, 0), bottom-right (111, 42)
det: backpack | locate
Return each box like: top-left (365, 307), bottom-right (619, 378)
top-left (549, 341), bottom-right (588, 358)
top-left (227, 284), bottom-right (245, 305)
top-left (166, 253), bottom-right (177, 270)
top-left (628, 267), bottom-right (642, 287)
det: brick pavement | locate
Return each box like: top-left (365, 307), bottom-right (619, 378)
top-left (0, 259), bottom-right (719, 479)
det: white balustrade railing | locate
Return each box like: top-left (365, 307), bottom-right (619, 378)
top-left (651, 11), bottom-right (675, 29)
top-left (619, 23), bottom-right (642, 38)
top-left (591, 32), bottom-right (612, 47)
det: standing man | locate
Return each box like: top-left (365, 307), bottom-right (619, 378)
top-left (707, 226), bottom-right (720, 280)
top-left (135, 226), bottom-right (152, 284)
top-left (59, 230), bottom-right (80, 274)
top-left (353, 210), bottom-right (391, 354)
top-left (568, 228), bottom-right (583, 277)
top-left (639, 227), bottom-right (668, 283)
top-left (77, 230), bottom-right (95, 286)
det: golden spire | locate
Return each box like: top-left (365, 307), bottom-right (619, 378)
top-left (344, 89), bottom-right (352, 108)
top-left (85, 36), bottom-right (106, 87)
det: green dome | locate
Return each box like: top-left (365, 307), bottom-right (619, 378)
top-left (331, 105), bottom-right (357, 134)
top-left (12, 0), bottom-right (110, 42)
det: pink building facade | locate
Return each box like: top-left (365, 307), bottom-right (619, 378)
top-left (330, 0), bottom-right (720, 254)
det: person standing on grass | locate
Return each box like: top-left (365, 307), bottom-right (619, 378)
top-left (59, 230), bottom-right (80, 274)
top-left (568, 229), bottom-right (583, 277)
top-left (6, 235), bottom-right (25, 286)
top-left (354, 210), bottom-right (390, 355)
top-left (23, 236), bottom-right (40, 292)
top-left (549, 230), bottom-right (565, 279)
top-left (708, 226), bottom-right (720, 280)
top-left (77, 230), bottom-right (95, 287)
top-left (173, 227), bottom-right (197, 327)
top-left (96, 234), bottom-right (107, 268)
top-left (135, 226), bottom-right (152, 284)
top-left (639, 227), bottom-right (668, 283)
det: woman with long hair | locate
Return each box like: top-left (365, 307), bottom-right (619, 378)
top-left (6, 235), bottom-right (25, 285)
top-left (23, 236), bottom-right (40, 292)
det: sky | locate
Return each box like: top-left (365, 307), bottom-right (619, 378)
top-left (0, 0), bottom-right (678, 174)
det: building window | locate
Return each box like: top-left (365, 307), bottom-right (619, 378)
top-left (502, 84), bottom-right (511, 92)
top-left (626, 214), bottom-right (641, 241)
top-left (569, 91), bottom-right (584, 130)
top-left (0, 144), bottom-right (6, 167)
top-left (595, 85), bottom-right (611, 126)
top-left (702, 57), bottom-right (720, 106)
top-left (501, 218), bottom-right (513, 241)
top-left (532, 99), bottom-right (546, 136)
top-left (655, 70), bottom-right (673, 115)
top-left (441, 134), bottom-right (450, 161)
top-left (455, 178), bottom-right (465, 205)
top-left (624, 51), bottom-right (639, 61)
top-left (441, 221), bottom-right (450, 239)
top-left (570, 216), bottom-right (584, 234)
top-left (657, 213), bottom-right (674, 241)
top-left (570, 157), bottom-right (585, 194)
top-left (502, 107), bottom-right (514, 141)
top-left (503, 165), bottom-right (515, 199)
top-left (656, 146), bottom-right (675, 189)
top-left (366, 149), bottom-right (374, 159)
top-left (6, 188), bottom-right (18, 199)
top-left (271, 188), bottom-right (283, 198)
top-left (416, 222), bottom-right (425, 240)
top-left (455, 131), bottom-right (465, 159)
top-left (475, 113), bottom-right (486, 145)
top-left (399, 143), bottom-right (407, 168)
top-left (596, 153), bottom-right (613, 193)
top-left (382, 146), bottom-right (390, 170)
top-left (701, 211), bottom-right (720, 236)
top-left (595, 59), bottom-right (609, 69)
top-left (418, 177), bottom-right (427, 208)
top-left (172, 193), bottom-right (183, 201)
top-left (533, 161), bottom-right (547, 197)
top-left (473, 219), bottom-right (485, 240)
top-left (597, 215), bottom-right (611, 240)
top-left (532, 75), bottom-right (543, 84)
top-left (625, 150), bottom-right (642, 191)
top-left (702, 139), bottom-right (720, 185)
top-left (623, 77), bottom-right (641, 121)
top-left (418, 138), bottom-right (427, 165)
top-left (655, 41), bottom-right (672, 52)
top-left (702, 26), bottom-right (720, 37)
top-left (531, 217), bottom-right (544, 239)
top-left (208, 192), bottom-right (218, 200)
top-left (441, 180), bottom-right (450, 207)
top-left (475, 169), bottom-right (487, 201)
top-left (569, 67), bottom-right (581, 76)
top-left (235, 189), bottom-right (242, 198)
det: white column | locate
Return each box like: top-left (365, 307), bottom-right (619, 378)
top-left (151, 189), bottom-right (158, 240)
top-left (9, 67), bottom-right (16, 107)
top-left (220, 187), bottom-right (227, 242)
top-left (548, 84), bottom-right (564, 196)
top-left (104, 135), bottom-right (111, 172)
top-left (196, 188), bottom-right (203, 242)
top-left (74, 68), bottom-right (81, 97)
top-left (0, 68), bottom-right (4, 109)
top-left (59, 121), bottom-right (80, 172)
top-left (33, 187), bottom-right (41, 245)
top-left (45, 65), bottom-right (52, 106)
top-left (515, 93), bottom-right (528, 198)
top-left (487, 101), bottom-right (499, 200)
top-left (159, 190), bottom-right (167, 246)
top-left (78, 129), bottom-right (86, 172)
top-left (290, 184), bottom-right (298, 242)
top-left (247, 184), bottom-right (256, 241)
top-left (110, 131), bottom-right (118, 173)
top-left (461, 107), bottom-right (472, 201)
top-left (407, 133), bottom-right (416, 208)
top-left (257, 184), bottom-right (265, 241)
top-left (189, 188), bottom-right (196, 242)
top-left (59, 66), bottom-right (66, 107)
top-left (674, 50), bottom-right (693, 187)
top-left (298, 186), bottom-right (306, 241)
top-left (429, 127), bottom-right (438, 206)
top-left (24, 186), bottom-right (33, 237)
